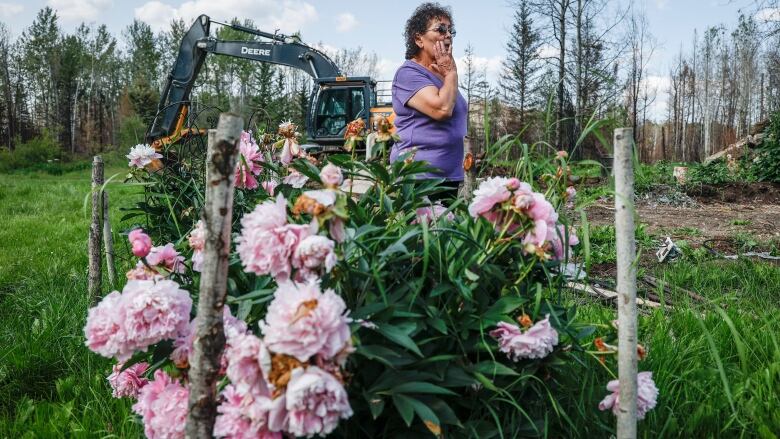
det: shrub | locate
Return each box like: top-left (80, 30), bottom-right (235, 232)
top-left (752, 111), bottom-right (780, 182)
top-left (0, 133), bottom-right (61, 173)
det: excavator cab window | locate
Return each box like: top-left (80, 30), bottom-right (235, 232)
top-left (313, 86), bottom-right (366, 137)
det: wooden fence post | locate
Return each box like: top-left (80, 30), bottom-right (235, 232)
top-left (102, 190), bottom-right (117, 287)
top-left (614, 127), bottom-right (638, 438)
top-left (88, 156), bottom-right (103, 301)
top-left (461, 136), bottom-right (476, 201)
top-left (186, 113), bottom-right (244, 438)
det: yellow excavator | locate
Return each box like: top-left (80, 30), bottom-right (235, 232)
top-left (147, 14), bottom-right (394, 153)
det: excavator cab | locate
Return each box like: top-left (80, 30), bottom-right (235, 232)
top-left (304, 78), bottom-right (374, 152)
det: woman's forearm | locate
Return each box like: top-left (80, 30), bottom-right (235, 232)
top-left (437, 71), bottom-right (458, 117)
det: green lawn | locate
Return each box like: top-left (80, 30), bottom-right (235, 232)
top-left (0, 162), bottom-right (778, 438)
top-left (0, 163), bottom-right (144, 438)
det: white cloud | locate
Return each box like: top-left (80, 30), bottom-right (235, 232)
top-left (0, 2), bottom-right (22, 20)
top-left (335, 12), bottom-right (357, 32)
top-left (537, 44), bottom-right (559, 60)
top-left (134, 0), bottom-right (318, 34)
top-left (456, 54), bottom-right (503, 83)
top-left (655, 0), bottom-right (668, 10)
top-left (641, 75), bottom-right (671, 121)
top-left (46, 0), bottom-right (112, 22)
top-left (755, 8), bottom-right (780, 22)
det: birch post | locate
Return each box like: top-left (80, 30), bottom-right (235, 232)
top-left (186, 113), bottom-right (244, 438)
top-left (88, 156), bottom-right (103, 301)
top-left (102, 191), bottom-right (117, 287)
top-left (614, 127), bottom-right (638, 438)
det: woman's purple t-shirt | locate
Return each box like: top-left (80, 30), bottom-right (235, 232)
top-left (390, 60), bottom-right (468, 181)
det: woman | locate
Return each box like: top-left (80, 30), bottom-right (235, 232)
top-left (390, 3), bottom-right (467, 201)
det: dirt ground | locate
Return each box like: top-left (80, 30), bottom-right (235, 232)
top-left (585, 182), bottom-right (780, 247)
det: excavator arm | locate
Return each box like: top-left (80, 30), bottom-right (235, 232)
top-left (147, 15), bottom-right (343, 143)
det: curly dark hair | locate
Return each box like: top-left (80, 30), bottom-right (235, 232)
top-left (404, 2), bottom-right (453, 60)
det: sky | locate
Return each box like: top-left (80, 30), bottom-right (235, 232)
top-left (0, 0), bottom-right (774, 118)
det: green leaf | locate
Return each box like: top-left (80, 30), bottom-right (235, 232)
top-left (364, 393), bottom-right (385, 419)
top-left (464, 268), bottom-right (480, 281)
top-left (392, 394), bottom-right (415, 426)
top-left (374, 323), bottom-right (423, 357)
top-left (406, 397), bottom-right (442, 437)
top-left (391, 382), bottom-right (458, 396)
top-left (473, 371), bottom-right (499, 392)
top-left (356, 345), bottom-right (403, 367)
top-left (485, 295), bottom-right (527, 317)
top-left (428, 317), bottom-right (447, 334)
top-left (473, 361), bottom-right (519, 376)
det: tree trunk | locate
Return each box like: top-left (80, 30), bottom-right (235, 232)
top-left (186, 113), bottom-right (244, 439)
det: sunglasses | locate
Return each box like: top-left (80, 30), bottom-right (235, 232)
top-left (428, 24), bottom-right (456, 37)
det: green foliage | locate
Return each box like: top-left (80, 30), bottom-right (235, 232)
top-left (687, 161), bottom-right (738, 185)
top-left (634, 161), bottom-right (676, 193)
top-left (752, 111), bottom-right (780, 183)
top-left (0, 133), bottom-right (61, 172)
top-left (586, 224), bottom-right (654, 267)
top-left (117, 114), bottom-right (148, 149)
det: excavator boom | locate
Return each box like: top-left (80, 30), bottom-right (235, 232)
top-left (147, 15), bottom-right (346, 143)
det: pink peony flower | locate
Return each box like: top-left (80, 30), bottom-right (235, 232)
top-left (262, 180), bottom-right (278, 196)
top-left (489, 314), bottom-right (559, 361)
top-left (260, 280), bottom-right (351, 362)
top-left (224, 331), bottom-right (273, 396)
top-left (328, 217), bottom-right (346, 243)
top-left (598, 371), bottom-right (659, 420)
top-left (468, 177), bottom-right (515, 218)
top-left (170, 308), bottom-right (248, 369)
top-left (412, 203), bottom-right (455, 225)
top-left (284, 366), bottom-right (353, 437)
top-left (132, 370), bottom-right (188, 439)
top-left (548, 224), bottom-right (579, 260)
top-left (319, 163), bottom-right (343, 188)
top-left (84, 291), bottom-right (131, 359)
top-left (280, 138), bottom-right (301, 165)
top-left (292, 235), bottom-right (337, 277)
top-left (107, 362), bottom-right (149, 399)
top-left (235, 131), bottom-right (264, 190)
top-left (85, 279), bottom-right (192, 362)
top-left (121, 279), bottom-right (193, 358)
top-left (565, 186), bottom-right (577, 200)
top-left (240, 195), bottom-right (289, 234)
top-left (127, 144), bottom-right (162, 169)
top-left (237, 222), bottom-right (313, 281)
top-left (146, 243), bottom-right (186, 274)
top-left (129, 229), bottom-right (152, 258)
top-left (556, 150), bottom-right (568, 159)
top-left (283, 170), bottom-right (309, 189)
top-left (189, 220), bottom-right (206, 272)
top-left (214, 385), bottom-right (282, 439)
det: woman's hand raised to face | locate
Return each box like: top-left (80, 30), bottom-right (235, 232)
top-left (430, 41), bottom-right (456, 77)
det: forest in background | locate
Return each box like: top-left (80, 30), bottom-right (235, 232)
top-left (1, 1), bottom-right (780, 163)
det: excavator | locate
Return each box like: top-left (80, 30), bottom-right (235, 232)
top-left (146, 14), bottom-right (394, 154)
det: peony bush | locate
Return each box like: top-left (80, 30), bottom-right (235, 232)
top-left (90, 125), bottom-right (658, 437)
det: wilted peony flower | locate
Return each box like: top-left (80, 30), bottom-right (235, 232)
top-left (467, 177), bottom-right (515, 219)
top-left (146, 243), bottom-right (186, 274)
top-left (127, 144), bottom-right (162, 169)
top-left (214, 384), bottom-right (282, 439)
top-left (548, 224), bottom-right (579, 260)
top-left (329, 217), bottom-right (346, 243)
top-left (283, 169), bottom-right (309, 188)
top-left (260, 280), bottom-right (351, 362)
top-left (126, 261), bottom-right (159, 281)
top-left (132, 370), bottom-right (188, 439)
top-left (598, 371), bottom-right (659, 420)
top-left (292, 235), bottom-right (337, 277)
top-left (319, 163), bottom-right (343, 188)
top-left (129, 229), bottom-right (152, 258)
top-left (412, 203), bottom-right (455, 225)
top-left (556, 150), bottom-right (568, 159)
top-left (235, 131), bottom-right (264, 190)
top-left (107, 362), bottom-right (149, 399)
top-left (489, 314), bottom-right (559, 361)
top-left (84, 279), bottom-right (192, 362)
top-left (284, 366), bottom-right (353, 437)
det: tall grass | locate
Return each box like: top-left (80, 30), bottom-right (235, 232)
top-left (0, 165), bottom-right (143, 437)
top-left (1, 157), bottom-right (778, 437)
